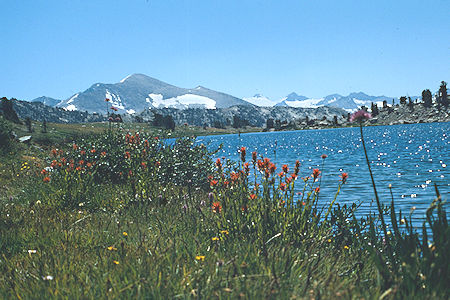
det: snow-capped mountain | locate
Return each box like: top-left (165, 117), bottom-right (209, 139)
top-left (56, 74), bottom-right (252, 114)
top-left (271, 92), bottom-right (419, 112)
top-left (31, 96), bottom-right (61, 107)
top-left (243, 94), bottom-right (277, 107)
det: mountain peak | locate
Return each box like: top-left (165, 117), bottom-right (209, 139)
top-left (285, 92), bottom-right (308, 101)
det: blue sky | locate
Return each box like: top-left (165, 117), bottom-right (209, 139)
top-left (1, 0), bottom-right (448, 101)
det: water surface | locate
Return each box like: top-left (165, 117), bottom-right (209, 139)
top-left (197, 123), bottom-right (449, 227)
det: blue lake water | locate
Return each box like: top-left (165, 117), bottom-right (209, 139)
top-left (197, 122), bottom-right (449, 227)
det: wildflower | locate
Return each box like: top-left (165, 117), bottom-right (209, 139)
top-left (73, 144), bottom-right (78, 150)
top-left (195, 255), bottom-right (205, 261)
top-left (80, 150), bottom-right (86, 155)
top-left (282, 164), bottom-right (289, 173)
top-left (212, 202), bottom-right (222, 213)
top-left (252, 151), bottom-right (257, 162)
top-left (113, 260), bottom-right (119, 265)
top-left (294, 161), bottom-right (301, 176)
top-left (321, 154), bottom-right (328, 159)
top-left (215, 158), bottom-right (222, 170)
top-left (230, 172), bottom-right (239, 182)
top-left (240, 146), bottom-right (246, 162)
top-left (241, 205), bottom-right (248, 213)
top-left (210, 180), bottom-right (218, 187)
top-left (269, 163), bottom-right (276, 174)
top-left (86, 162), bottom-right (92, 168)
top-left (42, 275), bottom-right (54, 281)
top-left (340, 172), bottom-right (348, 184)
top-left (75, 166), bottom-right (82, 171)
top-left (220, 230), bottom-right (229, 235)
top-left (51, 149), bottom-right (57, 156)
top-left (123, 231), bottom-right (128, 237)
top-left (285, 177), bottom-right (292, 184)
top-left (41, 169), bottom-right (48, 175)
top-left (124, 152), bottom-right (131, 159)
top-left (111, 106), bottom-right (118, 111)
top-left (249, 193), bottom-right (257, 200)
top-left (107, 246), bottom-right (117, 251)
top-left (105, 98), bottom-right (110, 102)
top-left (43, 176), bottom-right (50, 183)
top-left (279, 182), bottom-right (287, 191)
top-left (350, 109), bottom-right (371, 123)
top-left (141, 162), bottom-right (147, 169)
top-left (312, 169), bottom-right (321, 180)
top-left (28, 249), bottom-right (37, 254)
top-left (278, 171), bottom-right (284, 178)
top-left (327, 239), bottom-right (332, 243)
top-left (211, 237), bottom-right (219, 241)
top-left (315, 187), bottom-right (320, 193)
top-left (90, 149), bottom-right (96, 153)
top-left (243, 162), bottom-right (250, 174)
top-left (344, 245), bottom-right (349, 250)
top-left (291, 173), bottom-right (298, 180)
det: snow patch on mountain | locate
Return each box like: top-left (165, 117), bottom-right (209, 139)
top-left (119, 74), bottom-right (133, 83)
top-left (65, 104), bottom-right (77, 111)
top-left (67, 94), bottom-right (79, 104)
top-left (243, 94), bottom-right (276, 107)
top-left (151, 94), bottom-right (216, 109)
top-left (281, 98), bottom-right (323, 108)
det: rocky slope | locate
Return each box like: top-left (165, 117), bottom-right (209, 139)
top-left (369, 103), bottom-right (450, 125)
top-left (138, 105), bottom-right (348, 128)
top-left (10, 99), bottom-right (105, 123)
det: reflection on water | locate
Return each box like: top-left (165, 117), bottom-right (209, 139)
top-left (197, 122), bottom-right (449, 227)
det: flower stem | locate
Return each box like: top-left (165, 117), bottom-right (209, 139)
top-left (359, 124), bottom-right (389, 238)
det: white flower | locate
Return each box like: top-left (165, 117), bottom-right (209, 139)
top-left (42, 275), bottom-right (54, 281)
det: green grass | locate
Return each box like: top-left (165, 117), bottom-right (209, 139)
top-left (0, 121), bottom-right (448, 299)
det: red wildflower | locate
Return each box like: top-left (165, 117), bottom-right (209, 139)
top-left (141, 162), bottom-right (147, 169)
top-left (51, 149), bottom-right (57, 156)
top-left (279, 182), bottom-right (287, 191)
top-left (124, 152), bottom-right (131, 159)
top-left (144, 139), bottom-right (149, 148)
top-left (249, 194), bottom-right (257, 200)
top-left (278, 171), bottom-right (284, 178)
top-left (241, 205), bottom-right (248, 213)
top-left (73, 144), bottom-right (78, 150)
top-left (216, 158), bottom-right (222, 170)
top-left (294, 160), bottom-right (301, 175)
top-left (230, 172), bottom-right (239, 182)
top-left (86, 162), bottom-right (92, 168)
top-left (105, 98), bottom-right (110, 102)
top-left (101, 151), bottom-right (107, 156)
top-left (78, 160), bottom-right (84, 165)
top-left (285, 177), bottom-right (292, 184)
top-left (76, 166), bottom-right (82, 171)
top-left (252, 151), bottom-right (257, 162)
top-left (41, 169), bottom-right (48, 175)
top-left (315, 187), bottom-right (320, 193)
top-left (257, 159), bottom-right (264, 170)
top-left (340, 172), bottom-right (349, 184)
top-left (212, 202), bottom-right (222, 213)
top-left (321, 154), bottom-right (328, 159)
top-left (90, 149), bottom-right (96, 153)
top-left (210, 180), bottom-right (218, 187)
top-left (80, 150), bottom-right (86, 155)
top-left (282, 164), bottom-right (289, 173)
top-left (312, 169), bottom-right (321, 180)
top-left (43, 176), bottom-right (50, 183)
top-left (240, 147), bottom-right (246, 162)
top-left (291, 173), bottom-right (298, 180)
top-left (269, 163), bottom-right (277, 174)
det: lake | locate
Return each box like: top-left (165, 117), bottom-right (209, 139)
top-left (197, 122), bottom-right (449, 227)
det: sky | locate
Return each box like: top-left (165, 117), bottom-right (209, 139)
top-left (0, 0), bottom-right (449, 102)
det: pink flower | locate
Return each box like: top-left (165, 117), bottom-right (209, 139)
top-left (350, 110), bottom-right (372, 123)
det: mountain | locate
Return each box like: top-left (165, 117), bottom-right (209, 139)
top-left (31, 96), bottom-right (61, 107)
top-left (243, 94), bottom-right (277, 107)
top-left (273, 92), bottom-right (420, 112)
top-left (56, 74), bottom-right (252, 114)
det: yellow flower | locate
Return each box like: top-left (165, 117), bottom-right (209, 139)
top-left (195, 255), bottom-right (205, 261)
top-left (123, 232), bottom-right (128, 237)
top-left (107, 246), bottom-right (117, 251)
top-left (327, 239), bottom-right (332, 243)
top-left (220, 230), bottom-right (229, 235)
top-left (344, 245), bottom-right (349, 250)
top-left (212, 237), bottom-right (219, 241)
top-left (113, 260), bottom-right (120, 265)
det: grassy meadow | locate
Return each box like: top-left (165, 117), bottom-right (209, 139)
top-left (0, 117), bottom-right (448, 299)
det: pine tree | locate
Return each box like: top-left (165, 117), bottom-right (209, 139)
top-left (438, 81), bottom-right (448, 106)
top-left (399, 96), bottom-right (407, 105)
top-left (422, 89), bottom-right (432, 107)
